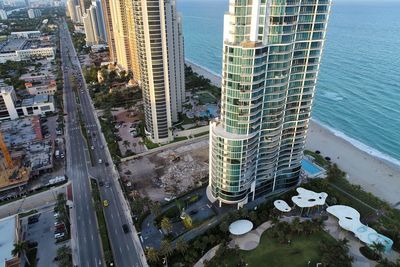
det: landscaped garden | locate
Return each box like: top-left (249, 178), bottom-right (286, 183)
top-left (207, 220), bottom-right (351, 267)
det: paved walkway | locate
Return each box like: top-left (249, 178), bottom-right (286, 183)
top-left (193, 244), bottom-right (220, 267)
top-left (229, 221), bottom-right (272, 250)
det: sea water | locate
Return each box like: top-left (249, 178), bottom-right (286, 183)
top-left (178, 0), bottom-right (400, 164)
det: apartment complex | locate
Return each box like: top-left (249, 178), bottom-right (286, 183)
top-left (208, 0), bottom-right (332, 207)
top-left (104, 0), bottom-right (185, 143)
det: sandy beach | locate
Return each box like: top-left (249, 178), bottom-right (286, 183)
top-left (186, 60), bottom-right (400, 208)
top-left (187, 60), bottom-right (221, 87)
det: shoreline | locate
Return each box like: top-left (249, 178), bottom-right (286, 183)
top-left (186, 59), bottom-right (400, 207)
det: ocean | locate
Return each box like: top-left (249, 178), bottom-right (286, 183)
top-left (178, 0), bottom-right (400, 165)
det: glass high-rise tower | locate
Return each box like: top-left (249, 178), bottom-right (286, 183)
top-left (208, 0), bottom-right (332, 207)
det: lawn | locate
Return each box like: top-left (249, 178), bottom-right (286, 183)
top-left (230, 230), bottom-right (334, 267)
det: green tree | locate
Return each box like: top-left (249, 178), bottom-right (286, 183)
top-left (160, 240), bottom-right (173, 257)
top-left (150, 202), bottom-right (162, 217)
top-left (175, 237), bottom-right (189, 254)
top-left (12, 241), bottom-right (30, 266)
top-left (320, 238), bottom-right (353, 267)
top-left (56, 245), bottom-right (72, 267)
top-left (145, 247), bottom-right (159, 263)
top-left (370, 242), bottom-right (385, 258)
top-left (160, 217), bottom-right (173, 234)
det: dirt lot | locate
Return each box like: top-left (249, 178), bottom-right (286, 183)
top-left (119, 139), bottom-right (209, 201)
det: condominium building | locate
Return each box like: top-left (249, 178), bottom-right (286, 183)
top-left (208, 0), bottom-right (332, 207)
top-left (82, 12), bottom-right (96, 45)
top-left (92, 0), bottom-right (107, 43)
top-left (100, 0), bottom-right (116, 61)
top-left (66, 0), bottom-right (78, 22)
top-left (132, 0), bottom-right (185, 143)
top-left (0, 9), bottom-right (7, 20)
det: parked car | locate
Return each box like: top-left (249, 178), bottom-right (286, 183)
top-left (54, 232), bottom-right (65, 239)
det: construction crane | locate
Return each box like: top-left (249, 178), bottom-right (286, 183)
top-left (0, 132), bottom-right (13, 169)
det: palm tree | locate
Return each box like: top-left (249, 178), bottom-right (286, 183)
top-left (291, 217), bottom-right (302, 235)
top-left (12, 241), bottom-right (30, 266)
top-left (160, 217), bottom-right (173, 234)
top-left (370, 242), bottom-right (385, 258)
top-left (160, 240), bottom-right (173, 257)
top-left (145, 247), bottom-right (159, 263)
top-left (176, 237), bottom-right (189, 254)
top-left (150, 202), bottom-right (162, 217)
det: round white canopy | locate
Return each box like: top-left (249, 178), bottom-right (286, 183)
top-left (229, 219), bottom-right (253, 235)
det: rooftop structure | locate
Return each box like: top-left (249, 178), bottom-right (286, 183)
top-left (0, 215), bottom-right (21, 267)
top-left (26, 139), bottom-right (53, 173)
top-left (327, 205), bottom-right (393, 252)
top-left (0, 116), bottom-right (42, 148)
top-left (229, 219), bottom-right (253, 236)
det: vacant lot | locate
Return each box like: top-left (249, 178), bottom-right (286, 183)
top-left (119, 140), bottom-right (209, 201)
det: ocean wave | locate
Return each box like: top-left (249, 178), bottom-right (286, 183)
top-left (318, 91), bottom-right (344, 101)
top-left (312, 119), bottom-right (400, 167)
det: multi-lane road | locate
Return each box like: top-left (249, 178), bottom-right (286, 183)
top-left (60, 19), bottom-right (146, 267)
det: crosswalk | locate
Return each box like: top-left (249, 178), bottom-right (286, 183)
top-left (69, 124), bottom-right (97, 131)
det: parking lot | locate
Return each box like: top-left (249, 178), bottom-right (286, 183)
top-left (21, 205), bottom-right (69, 267)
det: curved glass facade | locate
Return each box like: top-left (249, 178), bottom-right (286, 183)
top-left (209, 0), bottom-right (332, 206)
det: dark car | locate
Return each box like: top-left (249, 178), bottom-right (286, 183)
top-left (27, 241), bottom-right (38, 248)
top-left (122, 224), bottom-right (130, 234)
top-left (99, 181), bottom-right (104, 187)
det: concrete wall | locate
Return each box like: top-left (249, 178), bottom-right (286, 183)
top-left (174, 125), bottom-right (209, 137)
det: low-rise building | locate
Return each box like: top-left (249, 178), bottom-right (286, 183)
top-left (0, 215), bottom-right (21, 267)
top-left (0, 32), bottom-right (55, 63)
top-left (27, 8), bottom-right (41, 18)
top-left (10, 31), bottom-right (41, 39)
top-left (25, 79), bottom-right (57, 95)
top-left (0, 86), bottom-right (55, 121)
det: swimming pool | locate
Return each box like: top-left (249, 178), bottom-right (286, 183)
top-left (302, 159), bottom-right (324, 177)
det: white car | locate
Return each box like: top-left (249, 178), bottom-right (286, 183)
top-left (54, 232), bottom-right (65, 239)
top-left (98, 159), bottom-right (102, 164)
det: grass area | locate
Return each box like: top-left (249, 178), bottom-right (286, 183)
top-left (90, 179), bottom-right (114, 265)
top-left (19, 209), bottom-right (38, 218)
top-left (228, 230), bottom-right (334, 267)
top-left (193, 132), bottom-right (209, 138)
top-left (144, 137), bottom-right (160, 149)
